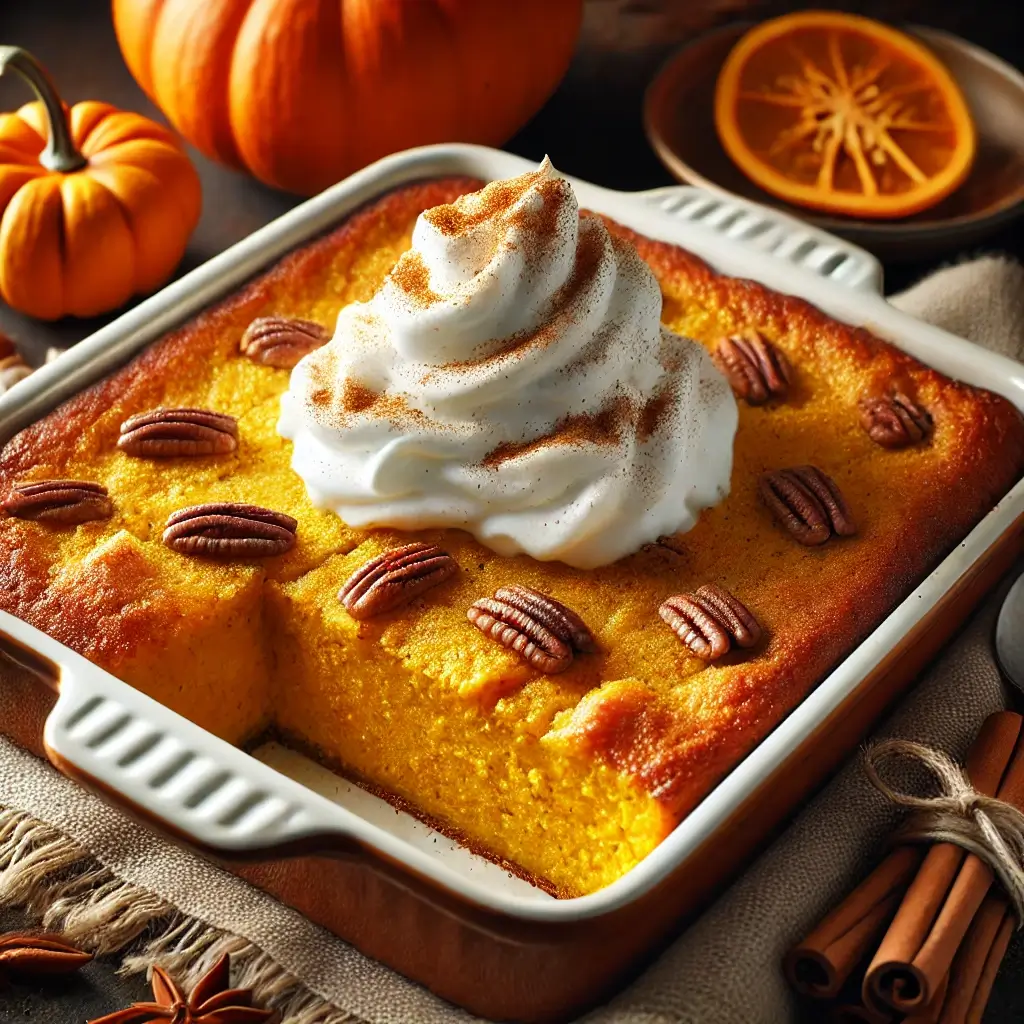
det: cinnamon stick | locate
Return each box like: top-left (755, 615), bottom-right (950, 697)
top-left (826, 970), bottom-right (949, 1023)
top-left (826, 896), bottom-right (1012, 1024)
top-left (935, 895), bottom-right (1014, 1024)
top-left (905, 973), bottom-right (949, 1023)
top-left (784, 846), bottom-right (923, 998)
top-left (863, 711), bottom-right (1024, 1013)
top-left (786, 712), bottom-right (1020, 1001)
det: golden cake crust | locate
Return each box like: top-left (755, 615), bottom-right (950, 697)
top-left (562, 220), bottom-right (1024, 814)
top-left (0, 179), bottom-right (480, 663)
top-left (2, 177), bottom-right (1023, 893)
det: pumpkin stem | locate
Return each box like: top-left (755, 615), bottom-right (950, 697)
top-left (0, 45), bottom-right (86, 173)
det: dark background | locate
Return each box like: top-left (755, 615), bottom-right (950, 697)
top-left (1, 1), bottom-right (1023, 1021)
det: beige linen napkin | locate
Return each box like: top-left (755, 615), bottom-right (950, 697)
top-left (1, 256), bottom-right (1022, 1024)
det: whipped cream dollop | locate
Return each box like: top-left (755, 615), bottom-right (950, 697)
top-left (278, 159), bottom-right (737, 569)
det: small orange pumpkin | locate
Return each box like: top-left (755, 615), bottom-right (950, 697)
top-left (0, 46), bottom-right (201, 320)
top-left (112, 0), bottom-right (583, 196)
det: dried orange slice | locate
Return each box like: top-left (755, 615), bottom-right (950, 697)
top-left (714, 12), bottom-right (976, 219)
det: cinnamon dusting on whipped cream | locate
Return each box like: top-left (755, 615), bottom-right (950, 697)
top-left (484, 386), bottom-right (679, 469)
top-left (424, 172), bottom-right (552, 238)
top-left (638, 386), bottom-right (676, 443)
top-left (426, 223), bottom-right (605, 382)
top-left (338, 376), bottom-right (425, 429)
top-left (482, 398), bottom-right (631, 468)
top-left (340, 379), bottom-right (380, 413)
top-left (390, 253), bottom-right (441, 306)
top-left (278, 159), bottom-right (737, 568)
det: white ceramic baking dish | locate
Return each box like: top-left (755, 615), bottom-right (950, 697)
top-left (1, 144), bottom-right (1022, 1021)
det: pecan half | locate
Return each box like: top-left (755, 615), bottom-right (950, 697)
top-left (0, 932), bottom-right (92, 984)
top-left (494, 585), bottom-right (597, 653)
top-left (712, 330), bottom-right (791, 405)
top-left (339, 542), bottom-right (458, 619)
top-left (3, 479), bottom-right (112, 525)
top-left (859, 392), bottom-right (933, 449)
top-left (759, 466), bottom-right (856, 545)
top-left (118, 408), bottom-right (238, 458)
top-left (163, 503), bottom-right (297, 558)
top-left (467, 587), bottom-right (594, 674)
top-left (659, 584), bottom-right (761, 661)
top-left (240, 316), bottom-right (329, 369)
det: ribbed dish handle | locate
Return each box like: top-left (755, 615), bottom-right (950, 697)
top-left (638, 185), bottom-right (884, 294)
top-left (0, 608), bottom-right (355, 858)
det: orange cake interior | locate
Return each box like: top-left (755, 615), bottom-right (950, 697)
top-left (1, 178), bottom-right (1022, 896)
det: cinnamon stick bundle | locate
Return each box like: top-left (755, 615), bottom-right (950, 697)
top-left (867, 897), bottom-right (1015, 1023)
top-left (863, 711), bottom-right (1024, 1014)
top-left (784, 847), bottom-right (923, 998)
top-left (784, 712), bottom-right (1019, 1002)
top-left (806, 953), bottom-right (895, 1023)
top-left (825, 972), bottom-right (948, 1023)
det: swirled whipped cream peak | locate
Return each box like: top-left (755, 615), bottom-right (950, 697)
top-left (278, 159), bottom-right (737, 569)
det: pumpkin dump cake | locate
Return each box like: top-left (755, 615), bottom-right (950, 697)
top-left (2, 165), bottom-right (1023, 897)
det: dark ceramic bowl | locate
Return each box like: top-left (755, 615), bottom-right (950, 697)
top-left (644, 23), bottom-right (1024, 261)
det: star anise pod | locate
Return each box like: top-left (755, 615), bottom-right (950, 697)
top-left (88, 954), bottom-right (278, 1024)
top-left (0, 931), bottom-right (92, 987)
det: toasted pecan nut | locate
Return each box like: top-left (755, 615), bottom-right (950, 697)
top-left (118, 408), bottom-right (238, 458)
top-left (468, 599), bottom-right (573, 674)
top-left (163, 502), bottom-right (296, 558)
top-left (659, 584), bottom-right (761, 660)
top-left (759, 466), bottom-right (855, 545)
top-left (690, 584), bottom-right (762, 649)
top-left (239, 316), bottom-right (329, 369)
top-left (494, 585), bottom-right (597, 653)
top-left (0, 932), bottom-right (92, 981)
top-left (659, 593), bottom-right (729, 660)
top-left (712, 330), bottom-right (791, 405)
top-left (860, 391), bottom-right (933, 449)
top-left (339, 542), bottom-right (458, 619)
top-left (3, 479), bottom-right (112, 525)
top-left (467, 586), bottom-right (593, 674)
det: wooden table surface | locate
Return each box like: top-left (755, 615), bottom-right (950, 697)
top-left (1, 1), bottom-right (1023, 1021)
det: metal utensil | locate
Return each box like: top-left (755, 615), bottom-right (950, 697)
top-left (996, 571), bottom-right (1024, 690)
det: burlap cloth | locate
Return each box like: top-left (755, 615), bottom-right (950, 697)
top-left (1, 257), bottom-right (1022, 1023)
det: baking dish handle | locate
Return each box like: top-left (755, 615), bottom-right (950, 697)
top-left (0, 608), bottom-right (364, 861)
top-left (637, 185), bottom-right (884, 295)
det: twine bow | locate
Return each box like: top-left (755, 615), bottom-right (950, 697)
top-left (863, 739), bottom-right (1024, 926)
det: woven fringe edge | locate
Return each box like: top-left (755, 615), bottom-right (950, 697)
top-left (0, 806), bottom-right (361, 1024)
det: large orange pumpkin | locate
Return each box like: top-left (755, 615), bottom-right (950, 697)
top-left (112, 0), bottom-right (584, 196)
top-left (0, 46), bottom-right (201, 320)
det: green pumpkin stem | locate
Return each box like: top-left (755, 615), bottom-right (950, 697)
top-left (0, 45), bottom-right (86, 173)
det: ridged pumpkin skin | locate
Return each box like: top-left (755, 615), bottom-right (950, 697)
top-left (0, 101), bottom-right (201, 320)
top-left (112, 0), bottom-right (583, 195)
